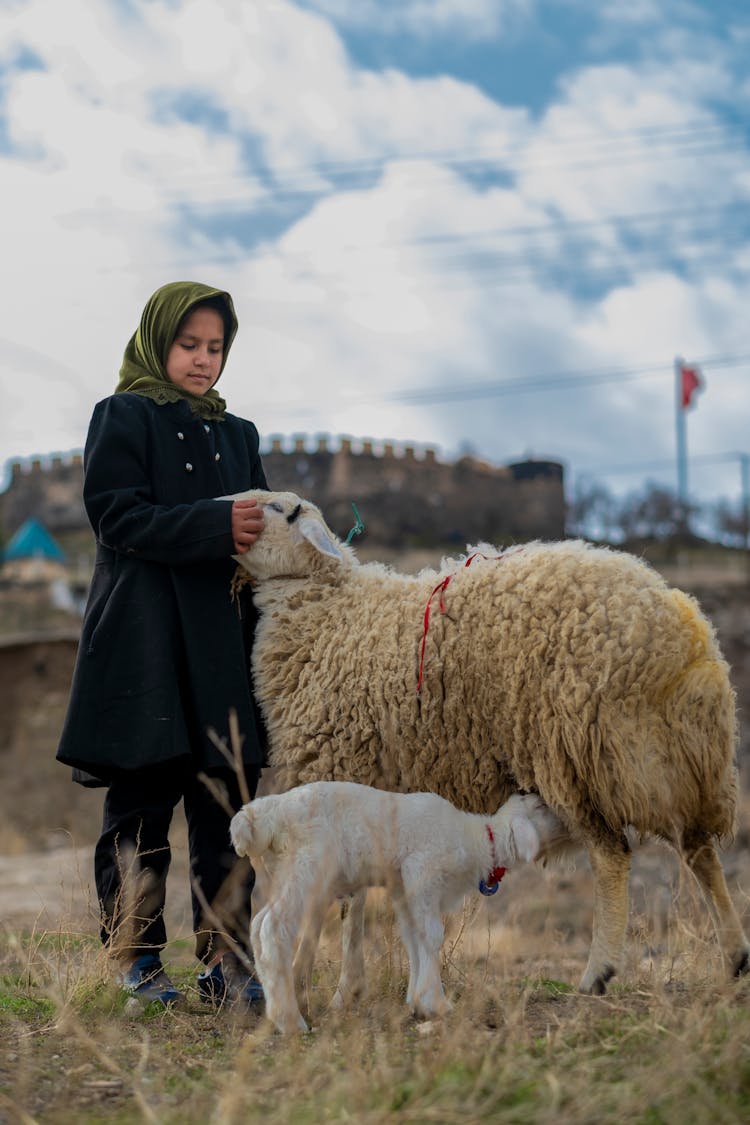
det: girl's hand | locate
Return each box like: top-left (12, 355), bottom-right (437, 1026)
top-left (232, 499), bottom-right (265, 554)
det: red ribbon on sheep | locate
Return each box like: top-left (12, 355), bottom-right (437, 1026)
top-left (416, 550), bottom-right (514, 694)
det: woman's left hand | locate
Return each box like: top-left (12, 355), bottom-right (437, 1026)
top-left (232, 499), bottom-right (265, 554)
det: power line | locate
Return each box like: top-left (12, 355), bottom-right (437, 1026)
top-left (381, 353), bottom-right (750, 406)
top-left (70, 117), bottom-right (745, 211)
top-left (90, 188), bottom-right (750, 299)
top-left (576, 451), bottom-right (750, 478)
top-left (260, 118), bottom-right (732, 182)
top-left (92, 213), bottom-right (750, 302)
top-left (101, 198), bottom-right (746, 269)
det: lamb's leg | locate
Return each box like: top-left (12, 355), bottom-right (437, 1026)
top-left (331, 889), bottom-right (367, 1009)
top-left (251, 886), bottom-right (311, 1034)
top-left (396, 878), bottom-right (450, 1018)
top-left (392, 891), bottom-right (421, 1009)
top-left (250, 902), bottom-right (270, 963)
top-left (683, 832), bottom-right (750, 978)
top-left (407, 905), bottom-right (450, 1018)
top-left (579, 840), bottom-right (631, 995)
top-left (292, 884), bottom-right (334, 1008)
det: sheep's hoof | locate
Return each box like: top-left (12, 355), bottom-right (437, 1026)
top-left (732, 949), bottom-right (750, 978)
top-left (579, 964), bottom-right (615, 996)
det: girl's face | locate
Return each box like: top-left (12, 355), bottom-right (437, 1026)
top-left (165, 306), bottom-right (224, 395)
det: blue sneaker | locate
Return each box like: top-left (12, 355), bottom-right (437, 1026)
top-left (197, 955), bottom-right (264, 1011)
top-left (121, 954), bottom-right (184, 1009)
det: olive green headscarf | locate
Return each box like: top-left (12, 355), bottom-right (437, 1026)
top-left (115, 281), bottom-right (239, 422)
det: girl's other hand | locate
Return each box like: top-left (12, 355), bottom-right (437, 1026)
top-left (232, 499), bottom-right (265, 554)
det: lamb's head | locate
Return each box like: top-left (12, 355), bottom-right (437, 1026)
top-left (492, 793), bottom-right (569, 864)
top-left (224, 489), bottom-right (354, 582)
top-left (230, 800), bottom-right (279, 858)
top-left (231, 795), bottom-right (300, 858)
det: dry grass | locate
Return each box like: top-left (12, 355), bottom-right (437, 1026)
top-left (2, 558), bottom-right (749, 1120)
top-left (2, 817), bottom-right (750, 1125)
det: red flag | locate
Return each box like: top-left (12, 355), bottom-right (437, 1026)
top-left (680, 363), bottom-right (703, 409)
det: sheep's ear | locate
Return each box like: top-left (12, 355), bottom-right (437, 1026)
top-left (298, 515), bottom-right (342, 560)
top-left (509, 817), bottom-right (540, 864)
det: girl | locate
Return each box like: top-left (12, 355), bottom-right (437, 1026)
top-left (57, 281), bottom-right (268, 1009)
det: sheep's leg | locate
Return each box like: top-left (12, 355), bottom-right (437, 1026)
top-left (331, 890), bottom-right (367, 1009)
top-left (683, 833), bottom-right (750, 978)
top-left (251, 886), bottom-right (312, 1034)
top-left (579, 841), bottom-right (631, 995)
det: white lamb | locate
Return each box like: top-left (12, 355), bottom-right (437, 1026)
top-left (230, 782), bottom-right (566, 1033)
top-left (224, 489), bottom-right (750, 998)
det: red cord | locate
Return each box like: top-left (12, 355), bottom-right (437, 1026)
top-left (416, 552), bottom-right (504, 693)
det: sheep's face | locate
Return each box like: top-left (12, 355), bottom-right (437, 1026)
top-left (225, 489), bottom-right (344, 581)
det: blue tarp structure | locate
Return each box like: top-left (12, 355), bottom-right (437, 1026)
top-left (2, 518), bottom-right (66, 562)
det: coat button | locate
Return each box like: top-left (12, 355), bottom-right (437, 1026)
top-left (185, 463), bottom-right (193, 472)
top-left (215, 452), bottom-right (221, 462)
top-left (177, 432), bottom-right (184, 440)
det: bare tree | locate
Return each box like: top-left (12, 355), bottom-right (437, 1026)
top-left (712, 498), bottom-right (750, 549)
top-left (616, 481), bottom-right (699, 542)
top-left (568, 477), bottom-right (617, 541)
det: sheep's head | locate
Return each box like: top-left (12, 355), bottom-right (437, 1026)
top-left (223, 489), bottom-right (351, 582)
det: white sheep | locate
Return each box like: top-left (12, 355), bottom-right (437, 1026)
top-left (228, 489), bottom-right (749, 997)
top-left (230, 782), bottom-right (567, 1032)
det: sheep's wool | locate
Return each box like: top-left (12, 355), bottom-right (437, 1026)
top-left (246, 509), bottom-right (737, 846)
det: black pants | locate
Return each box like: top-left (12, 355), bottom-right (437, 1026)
top-left (94, 760), bottom-right (261, 964)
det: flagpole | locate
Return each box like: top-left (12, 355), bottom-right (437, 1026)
top-left (674, 356), bottom-right (688, 532)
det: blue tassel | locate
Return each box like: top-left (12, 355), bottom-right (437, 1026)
top-left (344, 502), bottom-right (365, 545)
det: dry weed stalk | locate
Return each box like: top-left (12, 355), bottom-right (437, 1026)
top-left (0, 1088), bottom-right (40, 1125)
top-left (2, 916), bottom-right (166, 1124)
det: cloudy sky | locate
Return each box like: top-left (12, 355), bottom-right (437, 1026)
top-left (2, 0), bottom-right (749, 516)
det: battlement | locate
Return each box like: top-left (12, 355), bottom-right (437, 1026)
top-left (1, 436), bottom-right (565, 549)
top-left (9, 452), bottom-right (84, 478)
top-left (5, 436), bottom-right (515, 480)
top-left (265, 434), bottom-right (446, 466)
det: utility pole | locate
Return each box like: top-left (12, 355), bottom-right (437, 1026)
top-left (740, 452), bottom-right (750, 584)
top-left (740, 453), bottom-right (750, 550)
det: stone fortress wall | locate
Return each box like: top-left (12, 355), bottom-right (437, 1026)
top-left (1, 435), bottom-right (566, 552)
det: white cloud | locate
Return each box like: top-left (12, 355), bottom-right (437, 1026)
top-left (140, 0), bottom-right (528, 184)
top-left (0, 0), bottom-right (748, 517)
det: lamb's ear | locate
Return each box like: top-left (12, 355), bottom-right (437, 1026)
top-left (229, 809), bottom-right (252, 857)
top-left (298, 515), bottom-right (342, 560)
top-left (509, 817), bottom-right (541, 864)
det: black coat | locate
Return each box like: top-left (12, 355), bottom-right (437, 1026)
top-left (56, 393), bottom-right (268, 782)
